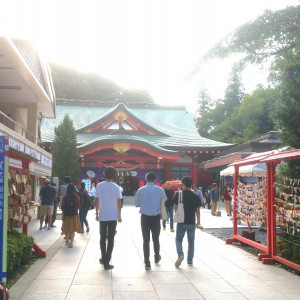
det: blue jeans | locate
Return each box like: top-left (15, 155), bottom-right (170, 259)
top-left (175, 224), bottom-right (195, 263)
top-left (79, 208), bottom-right (89, 230)
top-left (162, 206), bottom-right (174, 229)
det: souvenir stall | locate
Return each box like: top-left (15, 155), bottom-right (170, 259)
top-left (6, 148), bottom-right (48, 258)
top-left (226, 149), bottom-right (300, 271)
top-left (275, 175), bottom-right (300, 265)
top-left (7, 168), bottom-right (32, 232)
top-left (220, 162), bottom-right (268, 232)
top-left (236, 179), bottom-right (267, 233)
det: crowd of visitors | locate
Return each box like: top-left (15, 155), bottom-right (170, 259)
top-left (38, 167), bottom-right (233, 271)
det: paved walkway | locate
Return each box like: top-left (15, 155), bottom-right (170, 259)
top-left (9, 199), bottom-right (300, 299)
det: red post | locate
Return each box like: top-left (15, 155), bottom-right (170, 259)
top-left (22, 224), bottom-right (28, 235)
top-left (226, 165), bottom-right (238, 244)
top-left (233, 165), bottom-right (238, 236)
top-left (163, 163), bottom-right (171, 182)
top-left (191, 162), bottom-right (198, 185)
top-left (271, 162), bottom-right (277, 257)
top-left (259, 162), bottom-right (273, 262)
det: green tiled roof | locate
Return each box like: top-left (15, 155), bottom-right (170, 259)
top-left (78, 134), bottom-right (183, 155)
top-left (41, 101), bottom-right (232, 149)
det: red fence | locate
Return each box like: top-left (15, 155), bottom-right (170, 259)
top-left (226, 149), bottom-right (300, 271)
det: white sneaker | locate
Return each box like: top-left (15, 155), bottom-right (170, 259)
top-left (65, 240), bottom-right (69, 246)
top-left (68, 242), bottom-right (73, 248)
top-left (175, 255), bottom-right (184, 267)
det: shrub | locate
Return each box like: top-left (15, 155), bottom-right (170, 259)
top-left (7, 230), bottom-right (34, 276)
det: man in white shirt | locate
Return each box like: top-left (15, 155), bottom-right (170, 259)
top-left (95, 167), bottom-right (122, 270)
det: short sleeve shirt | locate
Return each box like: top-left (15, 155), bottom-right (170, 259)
top-left (39, 185), bottom-right (57, 205)
top-left (174, 190), bottom-right (200, 225)
top-left (96, 181), bottom-right (122, 221)
top-left (135, 183), bottom-right (167, 216)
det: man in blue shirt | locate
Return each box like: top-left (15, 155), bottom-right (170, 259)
top-left (135, 172), bottom-right (167, 270)
top-left (39, 179), bottom-right (57, 230)
top-left (209, 183), bottom-right (219, 216)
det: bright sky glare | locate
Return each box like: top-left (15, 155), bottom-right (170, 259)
top-left (0, 0), bottom-right (298, 111)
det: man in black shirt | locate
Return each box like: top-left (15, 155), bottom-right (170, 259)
top-left (162, 181), bottom-right (175, 232)
top-left (174, 176), bottom-right (200, 267)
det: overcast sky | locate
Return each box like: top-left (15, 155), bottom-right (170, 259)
top-left (0, 0), bottom-right (298, 111)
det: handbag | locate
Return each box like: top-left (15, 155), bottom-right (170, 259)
top-left (160, 198), bottom-right (167, 220)
top-left (174, 190), bottom-right (184, 223)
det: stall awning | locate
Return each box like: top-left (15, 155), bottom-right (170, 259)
top-left (220, 163), bottom-right (267, 177)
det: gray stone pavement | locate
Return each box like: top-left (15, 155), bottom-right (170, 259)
top-left (9, 197), bottom-right (300, 299)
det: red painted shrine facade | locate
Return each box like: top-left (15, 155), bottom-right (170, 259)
top-left (41, 100), bottom-right (232, 194)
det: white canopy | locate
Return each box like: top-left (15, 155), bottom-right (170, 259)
top-left (220, 148), bottom-right (286, 177)
top-left (220, 163), bottom-right (267, 177)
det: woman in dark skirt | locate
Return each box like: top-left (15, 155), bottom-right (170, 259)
top-left (61, 184), bottom-right (82, 248)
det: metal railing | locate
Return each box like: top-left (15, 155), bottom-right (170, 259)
top-left (0, 110), bottom-right (41, 144)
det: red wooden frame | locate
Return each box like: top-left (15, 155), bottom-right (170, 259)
top-left (226, 149), bottom-right (300, 271)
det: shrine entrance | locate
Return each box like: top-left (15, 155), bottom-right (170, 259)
top-left (116, 174), bottom-right (139, 196)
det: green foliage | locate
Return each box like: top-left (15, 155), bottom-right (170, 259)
top-left (195, 88), bottom-right (214, 136)
top-left (223, 64), bottom-right (244, 117)
top-left (50, 63), bottom-right (154, 103)
top-left (196, 5), bottom-right (300, 67)
top-left (194, 5), bottom-right (300, 145)
top-left (7, 230), bottom-right (34, 275)
top-left (52, 114), bottom-right (80, 183)
top-left (195, 64), bottom-right (244, 139)
top-left (278, 159), bottom-right (300, 180)
top-left (273, 64), bottom-right (300, 148)
top-left (196, 87), bottom-right (277, 143)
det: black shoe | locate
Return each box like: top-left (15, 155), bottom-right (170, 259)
top-left (50, 224), bottom-right (57, 228)
top-left (99, 258), bottom-right (104, 265)
top-left (145, 264), bottom-right (151, 270)
top-left (104, 264), bottom-right (114, 270)
top-left (155, 255), bottom-right (161, 263)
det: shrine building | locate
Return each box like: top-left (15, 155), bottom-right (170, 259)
top-left (41, 99), bottom-right (232, 194)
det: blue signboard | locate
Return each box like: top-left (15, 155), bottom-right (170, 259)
top-left (82, 179), bottom-right (91, 193)
top-left (0, 136), bottom-right (8, 283)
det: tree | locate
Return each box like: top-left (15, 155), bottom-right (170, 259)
top-left (50, 63), bottom-right (154, 103)
top-left (273, 63), bottom-right (300, 148)
top-left (194, 88), bottom-right (213, 136)
top-left (194, 5), bottom-right (300, 147)
top-left (51, 114), bottom-right (80, 183)
top-left (223, 64), bottom-right (244, 117)
top-left (209, 88), bottom-right (278, 143)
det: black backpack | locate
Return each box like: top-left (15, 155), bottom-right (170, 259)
top-left (87, 195), bottom-right (95, 210)
top-left (81, 190), bottom-right (94, 210)
top-left (64, 196), bottom-right (78, 216)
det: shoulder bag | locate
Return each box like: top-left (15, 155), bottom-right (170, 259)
top-left (174, 190), bottom-right (185, 223)
top-left (160, 198), bottom-right (167, 220)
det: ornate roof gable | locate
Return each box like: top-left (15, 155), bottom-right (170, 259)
top-left (76, 103), bottom-right (168, 136)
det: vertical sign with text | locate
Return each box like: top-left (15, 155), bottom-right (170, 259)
top-left (0, 137), bottom-right (8, 283)
top-left (82, 179), bottom-right (91, 193)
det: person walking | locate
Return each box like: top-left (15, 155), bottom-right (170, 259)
top-left (162, 181), bottom-right (175, 232)
top-left (78, 181), bottom-right (90, 233)
top-left (209, 183), bottom-right (219, 216)
top-left (90, 182), bottom-right (96, 197)
top-left (223, 185), bottom-right (232, 216)
top-left (59, 176), bottom-right (72, 208)
top-left (174, 176), bottom-right (201, 267)
top-left (39, 179), bottom-right (57, 230)
top-left (61, 184), bottom-right (82, 248)
top-left (135, 172), bottom-right (167, 270)
top-left (44, 182), bottom-right (58, 228)
top-left (95, 167), bottom-right (122, 270)
top-left (192, 184), bottom-right (204, 207)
